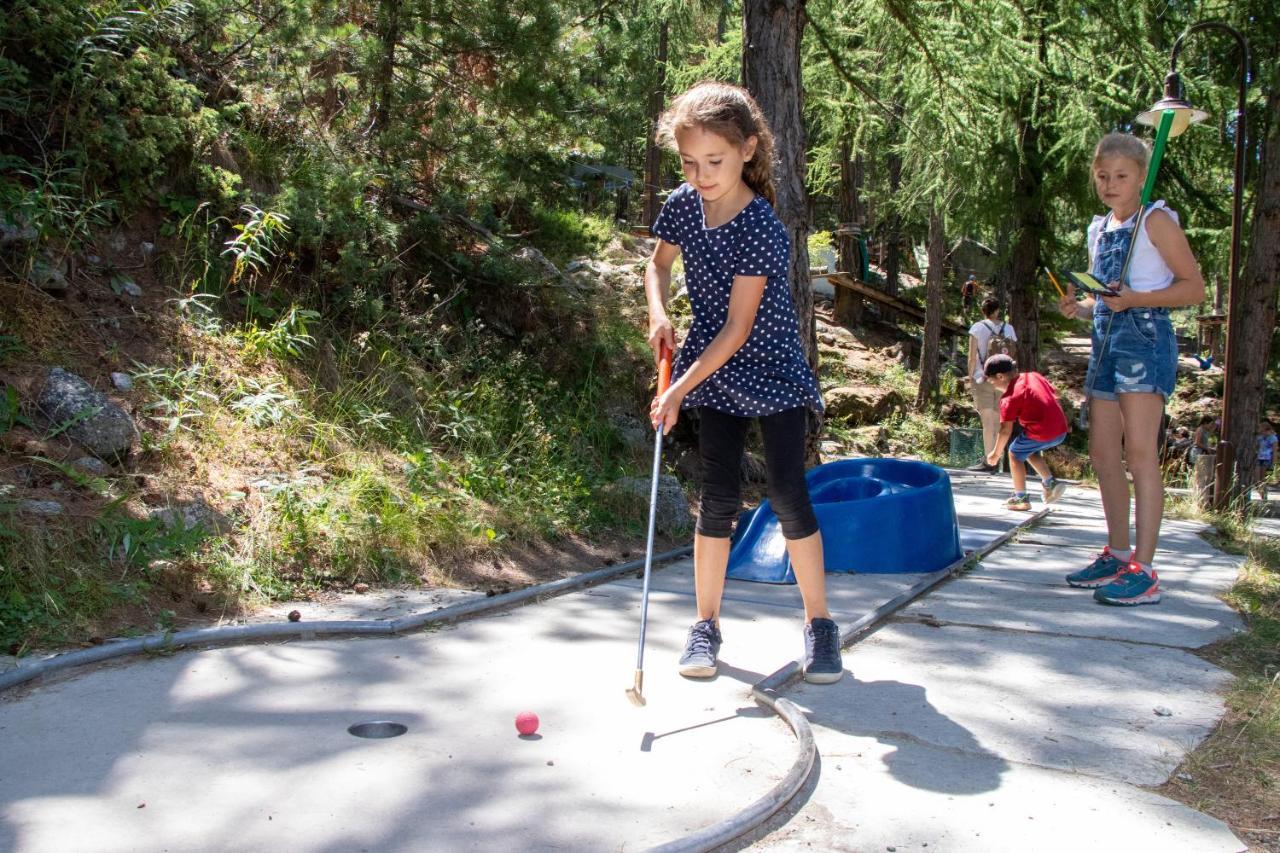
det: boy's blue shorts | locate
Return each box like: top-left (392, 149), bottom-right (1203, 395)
top-left (1009, 432), bottom-right (1066, 461)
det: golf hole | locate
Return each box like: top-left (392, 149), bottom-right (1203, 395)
top-left (348, 720), bottom-right (408, 739)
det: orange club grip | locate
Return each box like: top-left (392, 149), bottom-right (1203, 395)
top-left (657, 342), bottom-right (673, 396)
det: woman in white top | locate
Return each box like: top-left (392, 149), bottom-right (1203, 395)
top-left (967, 296), bottom-right (1017, 471)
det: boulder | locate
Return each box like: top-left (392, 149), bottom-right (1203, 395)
top-left (513, 246), bottom-right (561, 281)
top-left (19, 500), bottom-right (63, 516)
top-left (0, 217), bottom-right (37, 246)
top-left (36, 368), bottom-right (138, 460)
top-left (741, 450), bottom-right (768, 484)
top-left (601, 474), bottom-right (692, 537)
top-left (824, 386), bottom-right (904, 426)
top-left (609, 413), bottom-right (651, 454)
top-left (148, 494), bottom-right (231, 535)
top-left (27, 255), bottom-right (69, 293)
top-left (70, 456), bottom-right (112, 476)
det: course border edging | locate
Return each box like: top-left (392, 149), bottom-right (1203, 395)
top-left (0, 546), bottom-right (694, 693)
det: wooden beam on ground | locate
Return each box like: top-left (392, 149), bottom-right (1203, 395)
top-left (824, 272), bottom-right (965, 338)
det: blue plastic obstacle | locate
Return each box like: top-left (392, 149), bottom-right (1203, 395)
top-left (725, 458), bottom-right (963, 584)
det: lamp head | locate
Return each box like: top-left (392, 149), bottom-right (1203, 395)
top-left (1136, 70), bottom-right (1210, 137)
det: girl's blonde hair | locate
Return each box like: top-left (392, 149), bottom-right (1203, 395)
top-left (1093, 132), bottom-right (1150, 173)
top-left (657, 81), bottom-right (777, 205)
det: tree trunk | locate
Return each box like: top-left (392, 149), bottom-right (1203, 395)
top-left (371, 0), bottom-right (402, 148)
top-left (1225, 42), bottom-right (1280, 499)
top-left (835, 138), bottom-right (865, 326)
top-left (837, 139), bottom-right (865, 274)
top-left (742, 0), bottom-right (820, 457)
top-left (1006, 29), bottom-right (1048, 372)
top-left (715, 0), bottom-right (730, 44)
top-left (884, 137), bottom-right (902, 297)
top-left (916, 208), bottom-right (946, 409)
top-left (643, 20), bottom-right (670, 228)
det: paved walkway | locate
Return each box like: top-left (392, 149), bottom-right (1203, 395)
top-left (0, 471), bottom-right (1248, 851)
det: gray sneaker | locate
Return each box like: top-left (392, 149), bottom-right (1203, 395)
top-left (1043, 477), bottom-right (1067, 505)
top-left (678, 619), bottom-right (722, 678)
top-left (803, 618), bottom-right (844, 684)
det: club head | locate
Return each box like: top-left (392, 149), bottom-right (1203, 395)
top-left (640, 731), bottom-right (656, 751)
top-left (625, 670), bottom-right (645, 706)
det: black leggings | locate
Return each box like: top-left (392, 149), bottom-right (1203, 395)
top-left (696, 406), bottom-right (819, 540)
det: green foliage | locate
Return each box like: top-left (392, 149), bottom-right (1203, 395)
top-left (235, 305), bottom-right (319, 362)
top-left (527, 207), bottom-right (615, 265)
top-left (0, 386), bottom-right (32, 436)
top-left (133, 361), bottom-right (218, 435)
top-left (0, 501), bottom-right (209, 653)
top-left (222, 205), bottom-right (290, 285)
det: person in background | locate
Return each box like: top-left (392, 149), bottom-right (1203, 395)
top-left (961, 274), bottom-right (979, 314)
top-left (1256, 420), bottom-right (1277, 503)
top-left (966, 297), bottom-right (1017, 473)
top-left (1190, 414), bottom-right (1216, 464)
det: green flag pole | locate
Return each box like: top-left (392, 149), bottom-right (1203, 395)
top-left (1119, 109), bottom-right (1175, 284)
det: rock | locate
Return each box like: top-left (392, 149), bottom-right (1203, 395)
top-left (110, 372), bottom-right (133, 391)
top-left (27, 255), bottom-right (69, 293)
top-left (1153, 706), bottom-right (1173, 717)
top-left (825, 386), bottom-right (904, 426)
top-left (612, 414), bottom-right (651, 453)
top-left (112, 275), bottom-right (143, 298)
top-left (672, 447), bottom-right (700, 482)
top-left (741, 451), bottom-right (768, 484)
top-left (819, 333), bottom-right (837, 346)
top-left (513, 247), bottom-right (561, 281)
top-left (19, 500), bottom-right (63, 516)
top-left (147, 494), bottom-right (231, 535)
top-left (603, 474), bottom-right (692, 537)
top-left (1, 217), bottom-right (37, 245)
top-left (36, 368), bottom-right (138, 460)
top-left (70, 456), bottom-right (112, 476)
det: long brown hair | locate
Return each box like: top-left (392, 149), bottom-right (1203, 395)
top-left (657, 81), bottom-right (777, 205)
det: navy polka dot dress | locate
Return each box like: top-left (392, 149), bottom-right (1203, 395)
top-left (651, 183), bottom-right (824, 417)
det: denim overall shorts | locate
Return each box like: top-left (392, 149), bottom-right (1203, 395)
top-left (1087, 214), bottom-right (1178, 401)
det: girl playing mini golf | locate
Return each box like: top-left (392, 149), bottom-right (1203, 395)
top-left (643, 81), bottom-right (842, 683)
top-left (1057, 133), bottom-right (1204, 605)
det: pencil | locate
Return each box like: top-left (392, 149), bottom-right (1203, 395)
top-left (1044, 267), bottom-right (1066, 298)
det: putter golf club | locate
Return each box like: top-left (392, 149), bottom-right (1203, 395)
top-left (625, 341), bottom-right (672, 707)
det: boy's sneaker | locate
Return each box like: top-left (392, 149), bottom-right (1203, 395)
top-left (678, 619), bottom-right (722, 678)
top-left (1093, 564), bottom-right (1162, 606)
top-left (1043, 477), bottom-right (1068, 505)
top-left (803, 618), bottom-right (844, 684)
top-left (1006, 493), bottom-right (1032, 511)
top-left (1065, 546), bottom-right (1126, 588)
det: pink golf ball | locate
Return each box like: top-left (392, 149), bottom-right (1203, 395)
top-left (515, 711), bottom-right (539, 736)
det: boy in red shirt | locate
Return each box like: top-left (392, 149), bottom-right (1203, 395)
top-left (983, 354), bottom-right (1070, 511)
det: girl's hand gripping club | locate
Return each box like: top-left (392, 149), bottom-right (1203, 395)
top-left (625, 341), bottom-right (672, 707)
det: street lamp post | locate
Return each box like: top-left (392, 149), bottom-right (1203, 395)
top-left (1135, 21), bottom-right (1250, 509)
